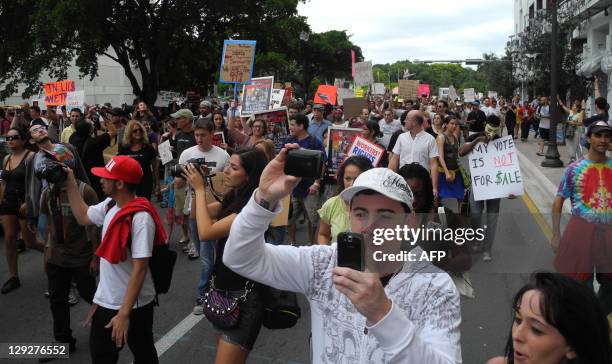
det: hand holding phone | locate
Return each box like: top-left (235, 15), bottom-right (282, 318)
top-left (337, 232), bottom-right (365, 271)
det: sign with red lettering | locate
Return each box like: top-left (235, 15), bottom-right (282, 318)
top-left (44, 80), bottom-right (75, 106)
top-left (347, 136), bottom-right (385, 167)
top-left (468, 135), bottom-right (524, 201)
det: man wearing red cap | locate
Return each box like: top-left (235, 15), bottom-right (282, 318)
top-left (63, 155), bottom-right (166, 364)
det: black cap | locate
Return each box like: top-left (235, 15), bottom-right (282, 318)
top-left (110, 107), bottom-right (125, 117)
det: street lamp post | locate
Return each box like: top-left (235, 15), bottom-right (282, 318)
top-left (541, 0), bottom-right (564, 168)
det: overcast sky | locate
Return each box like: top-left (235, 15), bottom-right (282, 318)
top-left (297, 0), bottom-right (514, 65)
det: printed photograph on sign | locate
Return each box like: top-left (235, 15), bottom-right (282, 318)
top-left (467, 135), bottom-right (524, 201)
top-left (219, 40), bottom-right (256, 84)
top-left (347, 136), bottom-right (385, 167)
top-left (326, 127), bottom-right (362, 177)
top-left (212, 131), bottom-right (226, 148)
top-left (253, 107), bottom-right (290, 153)
top-left (241, 76), bottom-right (274, 117)
top-left (270, 89), bottom-right (285, 109)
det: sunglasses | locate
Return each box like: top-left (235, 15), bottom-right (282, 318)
top-left (6, 135), bottom-right (21, 141)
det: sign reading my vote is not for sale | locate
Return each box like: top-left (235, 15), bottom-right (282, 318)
top-left (468, 135), bottom-right (524, 201)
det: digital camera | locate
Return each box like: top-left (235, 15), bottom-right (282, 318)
top-left (36, 160), bottom-right (67, 184)
top-left (169, 158), bottom-right (209, 178)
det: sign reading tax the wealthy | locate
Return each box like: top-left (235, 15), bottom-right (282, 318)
top-left (468, 135), bottom-right (524, 201)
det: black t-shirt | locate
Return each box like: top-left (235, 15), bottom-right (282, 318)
top-left (118, 143), bottom-right (156, 198)
top-left (583, 113), bottom-right (608, 129)
top-left (505, 109), bottom-right (516, 125)
top-left (387, 129), bottom-right (404, 153)
top-left (467, 110), bottom-right (486, 133)
top-left (70, 133), bottom-right (111, 177)
top-left (173, 130), bottom-right (196, 157)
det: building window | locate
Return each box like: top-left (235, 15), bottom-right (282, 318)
top-left (536, 0), bottom-right (542, 10)
top-left (529, 4), bottom-right (535, 18)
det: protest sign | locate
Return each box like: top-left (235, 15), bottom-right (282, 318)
top-left (253, 107), bottom-right (289, 153)
top-left (392, 86), bottom-right (399, 95)
top-left (44, 80), bottom-right (75, 106)
top-left (66, 90), bottom-right (85, 113)
top-left (464, 88), bottom-right (476, 103)
top-left (343, 97), bottom-right (368, 120)
top-left (347, 136), bottom-right (385, 167)
top-left (372, 83), bottom-right (385, 95)
top-left (418, 84), bottom-right (430, 98)
top-left (241, 76), bottom-right (274, 116)
top-left (158, 140), bottom-right (174, 165)
top-left (355, 88), bottom-right (365, 98)
top-left (212, 131), bottom-right (226, 148)
top-left (449, 86), bottom-right (458, 101)
top-left (219, 40), bottom-right (256, 84)
top-left (270, 89), bottom-right (285, 109)
top-left (326, 127), bottom-right (362, 177)
top-left (154, 90), bottom-right (182, 107)
top-left (354, 61), bottom-right (373, 87)
top-left (334, 78), bottom-right (345, 88)
top-left (337, 88), bottom-right (355, 106)
top-left (487, 91), bottom-right (498, 99)
top-left (314, 85), bottom-right (337, 105)
top-left (468, 135), bottom-right (524, 201)
top-left (398, 80), bottom-right (419, 100)
top-left (31, 99), bottom-right (47, 111)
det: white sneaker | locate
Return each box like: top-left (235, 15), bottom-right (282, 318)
top-left (193, 297), bottom-right (204, 315)
top-left (68, 289), bottom-right (79, 306)
top-left (187, 246), bottom-right (199, 260)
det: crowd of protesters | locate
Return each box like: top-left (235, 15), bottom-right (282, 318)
top-left (0, 83), bottom-right (610, 363)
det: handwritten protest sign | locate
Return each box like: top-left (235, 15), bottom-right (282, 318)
top-left (219, 40), bottom-right (256, 84)
top-left (398, 80), bottom-right (419, 100)
top-left (154, 90), bottom-right (182, 107)
top-left (253, 107), bottom-right (289, 153)
top-left (468, 135), bottom-right (524, 201)
top-left (372, 83), bottom-right (385, 95)
top-left (44, 80), bottom-right (75, 106)
top-left (487, 91), bottom-right (498, 99)
top-left (158, 140), bottom-right (173, 165)
top-left (241, 76), bottom-right (274, 116)
top-left (343, 97), bottom-right (368, 120)
top-left (417, 84), bottom-right (430, 98)
top-left (314, 85), bottom-right (337, 105)
top-left (347, 136), bottom-right (385, 167)
top-left (326, 127), bottom-right (362, 177)
top-left (354, 61), bottom-right (373, 87)
top-left (464, 88), bottom-right (476, 103)
top-left (449, 86), bottom-right (458, 101)
top-left (270, 89), bottom-right (285, 109)
top-left (337, 88), bottom-right (355, 106)
top-left (66, 91), bottom-right (85, 113)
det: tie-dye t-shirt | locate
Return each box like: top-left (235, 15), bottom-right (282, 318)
top-left (557, 157), bottom-right (612, 224)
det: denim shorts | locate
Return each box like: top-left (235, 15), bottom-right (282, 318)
top-left (212, 286), bottom-right (264, 351)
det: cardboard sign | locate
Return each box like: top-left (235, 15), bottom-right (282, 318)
top-left (219, 40), bottom-right (256, 84)
top-left (241, 76), bottom-right (274, 116)
top-left (354, 61), bottom-right (373, 87)
top-left (155, 90), bottom-right (182, 107)
top-left (468, 135), bottom-right (524, 201)
top-left (337, 88), bottom-right (355, 106)
top-left (417, 84), bottom-right (430, 98)
top-left (398, 80), bottom-right (419, 100)
top-left (372, 83), bottom-right (385, 95)
top-left (343, 97), bottom-right (368, 120)
top-left (44, 80), bottom-right (75, 106)
top-left (253, 107), bottom-right (290, 153)
top-left (314, 85), bottom-right (337, 105)
top-left (158, 140), bottom-right (173, 165)
top-left (464, 88), bottom-right (476, 103)
top-left (326, 127), bottom-right (362, 177)
top-left (66, 90), bottom-right (85, 113)
top-left (347, 136), bottom-right (385, 167)
top-left (270, 89), bottom-right (286, 109)
top-left (212, 131), bottom-right (226, 147)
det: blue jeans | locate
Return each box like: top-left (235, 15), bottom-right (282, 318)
top-left (189, 218), bottom-right (215, 298)
top-left (267, 226), bottom-right (287, 245)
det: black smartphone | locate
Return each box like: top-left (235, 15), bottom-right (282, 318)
top-left (337, 232), bottom-right (365, 271)
top-left (284, 149), bottom-right (324, 178)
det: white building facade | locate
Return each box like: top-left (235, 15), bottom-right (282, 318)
top-left (2, 49), bottom-right (140, 108)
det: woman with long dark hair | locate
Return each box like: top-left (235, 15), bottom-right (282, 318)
top-left (488, 272), bottom-right (612, 364)
top-left (183, 149), bottom-right (268, 363)
top-left (0, 127), bottom-right (44, 293)
top-left (361, 120), bottom-right (388, 167)
top-left (211, 111), bottom-right (231, 149)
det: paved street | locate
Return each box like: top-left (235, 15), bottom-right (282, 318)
top-left (0, 189), bottom-right (554, 363)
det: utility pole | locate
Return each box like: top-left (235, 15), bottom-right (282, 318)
top-left (541, 0), bottom-right (564, 168)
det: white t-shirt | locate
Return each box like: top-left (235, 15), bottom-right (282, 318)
top-left (392, 130), bottom-right (438, 172)
top-left (87, 198), bottom-right (156, 310)
top-left (179, 144), bottom-right (230, 211)
top-left (539, 105), bottom-right (551, 129)
top-left (378, 119), bottom-right (403, 148)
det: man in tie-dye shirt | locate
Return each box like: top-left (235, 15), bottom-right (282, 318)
top-left (551, 120), bottom-right (612, 315)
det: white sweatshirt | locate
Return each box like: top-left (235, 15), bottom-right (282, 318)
top-left (224, 194), bottom-right (462, 364)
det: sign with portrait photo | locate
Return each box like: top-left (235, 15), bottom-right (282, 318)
top-left (241, 76), bottom-right (274, 116)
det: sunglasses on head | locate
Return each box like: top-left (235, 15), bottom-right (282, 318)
top-left (6, 135), bottom-right (21, 141)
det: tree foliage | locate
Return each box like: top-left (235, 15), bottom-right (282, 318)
top-left (0, 0), bottom-right (362, 104)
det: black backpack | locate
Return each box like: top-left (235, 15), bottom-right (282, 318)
top-left (105, 200), bottom-right (177, 299)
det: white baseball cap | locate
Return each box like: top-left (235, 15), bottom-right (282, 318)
top-left (340, 168), bottom-right (413, 210)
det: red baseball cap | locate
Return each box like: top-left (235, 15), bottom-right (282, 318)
top-left (91, 156), bottom-right (143, 184)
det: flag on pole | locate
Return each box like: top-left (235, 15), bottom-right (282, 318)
top-left (351, 49), bottom-right (356, 78)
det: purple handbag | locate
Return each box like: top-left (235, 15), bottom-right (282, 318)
top-left (202, 276), bottom-right (252, 329)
